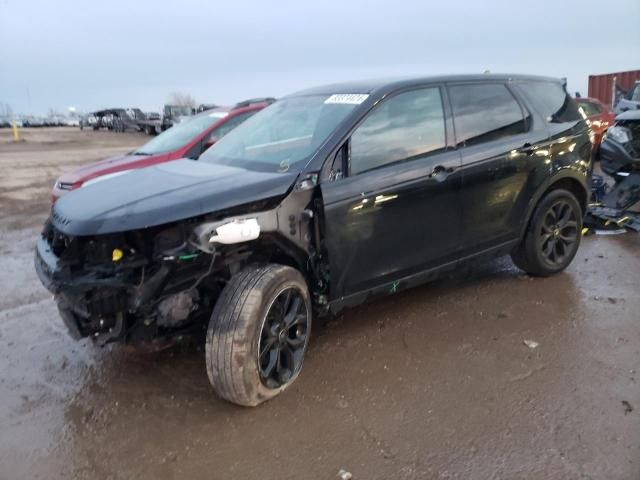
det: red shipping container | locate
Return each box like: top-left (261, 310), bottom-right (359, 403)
top-left (588, 70), bottom-right (640, 108)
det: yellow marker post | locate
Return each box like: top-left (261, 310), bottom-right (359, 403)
top-left (11, 121), bottom-right (20, 141)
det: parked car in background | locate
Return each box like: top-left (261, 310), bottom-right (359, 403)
top-left (22, 116), bottom-right (45, 127)
top-left (36, 74), bottom-right (591, 406)
top-left (51, 100), bottom-right (271, 201)
top-left (575, 97), bottom-right (615, 151)
top-left (136, 104), bottom-right (194, 134)
top-left (615, 80), bottom-right (640, 114)
top-left (79, 114), bottom-right (98, 130)
top-left (600, 109), bottom-right (640, 181)
top-left (161, 104), bottom-right (194, 130)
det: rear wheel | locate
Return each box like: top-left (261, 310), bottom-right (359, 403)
top-left (205, 264), bottom-right (311, 406)
top-left (511, 189), bottom-right (583, 276)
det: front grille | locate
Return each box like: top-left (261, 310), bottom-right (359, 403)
top-left (42, 220), bottom-right (78, 258)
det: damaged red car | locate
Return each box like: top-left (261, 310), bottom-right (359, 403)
top-left (51, 99), bottom-right (273, 201)
top-left (575, 97), bottom-right (615, 151)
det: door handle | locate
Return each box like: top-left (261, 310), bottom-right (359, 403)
top-left (519, 142), bottom-right (535, 155)
top-left (428, 164), bottom-right (454, 181)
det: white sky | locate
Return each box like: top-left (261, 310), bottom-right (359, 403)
top-left (1, 0), bottom-right (638, 115)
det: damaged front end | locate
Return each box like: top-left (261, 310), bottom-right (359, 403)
top-left (600, 114), bottom-right (640, 180)
top-left (35, 218), bottom-right (219, 345)
top-left (34, 183), bottom-right (324, 346)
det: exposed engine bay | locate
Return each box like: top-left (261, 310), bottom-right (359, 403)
top-left (35, 186), bottom-right (328, 345)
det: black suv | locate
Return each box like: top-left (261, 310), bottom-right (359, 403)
top-left (35, 74), bottom-right (591, 406)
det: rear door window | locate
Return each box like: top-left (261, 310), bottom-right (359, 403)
top-left (349, 87), bottom-right (446, 175)
top-left (519, 81), bottom-right (583, 123)
top-left (448, 83), bottom-right (527, 147)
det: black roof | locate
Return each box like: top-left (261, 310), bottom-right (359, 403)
top-left (289, 73), bottom-right (563, 97)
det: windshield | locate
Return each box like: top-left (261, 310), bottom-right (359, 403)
top-left (199, 95), bottom-right (360, 172)
top-left (134, 113), bottom-right (224, 155)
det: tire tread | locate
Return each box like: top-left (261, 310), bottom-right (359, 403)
top-left (206, 263), bottom-right (306, 406)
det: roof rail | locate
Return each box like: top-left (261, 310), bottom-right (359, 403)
top-left (233, 97), bottom-right (276, 108)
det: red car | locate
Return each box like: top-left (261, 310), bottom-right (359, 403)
top-left (575, 97), bottom-right (615, 150)
top-left (52, 99), bottom-right (273, 201)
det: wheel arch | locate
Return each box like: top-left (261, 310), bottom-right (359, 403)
top-left (519, 170), bottom-right (589, 239)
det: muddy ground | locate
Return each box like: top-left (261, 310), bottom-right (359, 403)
top-left (0, 128), bottom-right (638, 480)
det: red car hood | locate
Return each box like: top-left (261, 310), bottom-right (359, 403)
top-left (57, 152), bottom-right (171, 186)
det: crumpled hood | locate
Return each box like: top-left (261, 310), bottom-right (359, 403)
top-left (51, 159), bottom-right (298, 236)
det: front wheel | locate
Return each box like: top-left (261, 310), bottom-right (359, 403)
top-left (205, 264), bottom-right (312, 406)
top-left (511, 189), bottom-right (583, 277)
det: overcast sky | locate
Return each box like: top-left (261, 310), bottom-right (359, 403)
top-left (1, 0), bottom-right (638, 115)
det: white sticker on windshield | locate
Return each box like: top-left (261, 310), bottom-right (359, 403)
top-left (324, 94), bottom-right (369, 105)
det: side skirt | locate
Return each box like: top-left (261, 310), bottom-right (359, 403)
top-left (328, 239), bottom-right (519, 314)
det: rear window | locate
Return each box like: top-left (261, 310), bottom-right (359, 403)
top-left (449, 83), bottom-right (527, 147)
top-left (519, 81), bottom-right (582, 123)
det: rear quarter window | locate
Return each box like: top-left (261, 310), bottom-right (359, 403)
top-left (519, 81), bottom-right (582, 124)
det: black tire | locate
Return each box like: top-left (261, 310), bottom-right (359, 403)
top-left (511, 188), bottom-right (583, 277)
top-left (205, 264), bottom-right (312, 407)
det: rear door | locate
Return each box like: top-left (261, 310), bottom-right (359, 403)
top-left (320, 86), bottom-right (463, 298)
top-left (448, 82), bottom-right (549, 254)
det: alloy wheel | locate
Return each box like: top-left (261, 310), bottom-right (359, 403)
top-left (539, 199), bottom-right (579, 266)
top-left (258, 287), bottom-right (309, 389)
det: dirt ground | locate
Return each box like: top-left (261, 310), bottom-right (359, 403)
top-left (0, 128), bottom-right (638, 480)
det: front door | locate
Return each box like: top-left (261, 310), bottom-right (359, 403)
top-left (320, 86), bottom-right (463, 299)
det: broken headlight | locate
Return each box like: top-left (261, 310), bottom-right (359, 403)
top-left (606, 126), bottom-right (631, 144)
top-left (191, 218), bottom-right (261, 253)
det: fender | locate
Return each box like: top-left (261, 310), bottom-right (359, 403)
top-left (518, 167), bottom-right (589, 239)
